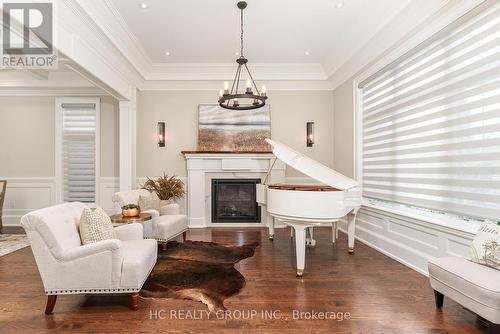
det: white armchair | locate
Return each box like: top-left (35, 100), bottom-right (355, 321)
top-left (112, 189), bottom-right (189, 250)
top-left (20, 202), bottom-right (157, 314)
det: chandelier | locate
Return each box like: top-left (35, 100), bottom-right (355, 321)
top-left (218, 1), bottom-right (268, 110)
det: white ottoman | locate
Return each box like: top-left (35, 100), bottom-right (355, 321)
top-left (428, 257), bottom-right (500, 332)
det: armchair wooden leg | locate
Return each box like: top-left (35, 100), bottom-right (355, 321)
top-left (434, 290), bottom-right (444, 309)
top-left (45, 295), bottom-right (57, 315)
top-left (182, 231), bottom-right (187, 242)
top-left (131, 293), bottom-right (139, 311)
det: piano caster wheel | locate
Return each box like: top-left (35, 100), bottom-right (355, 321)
top-left (348, 247), bottom-right (354, 254)
top-left (296, 269), bottom-right (304, 277)
top-left (269, 234), bottom-right (274, 241)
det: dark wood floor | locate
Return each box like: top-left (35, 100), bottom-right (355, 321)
top-left (0, 227), bottom-right (488, 333)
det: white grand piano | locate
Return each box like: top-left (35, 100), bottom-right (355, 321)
top-left (257, 139), bottom-right (361, 277)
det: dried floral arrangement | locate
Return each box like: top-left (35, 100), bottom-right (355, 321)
top-left (142, 173), bottom-right (185, 201)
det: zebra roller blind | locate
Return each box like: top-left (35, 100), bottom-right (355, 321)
top-left (61, 102), bottom-right (97, 203)
top-left (360, 3), bottom-right (500, 220)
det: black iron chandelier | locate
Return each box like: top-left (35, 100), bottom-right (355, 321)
top-left (218, 1), bottom-right (268, 110)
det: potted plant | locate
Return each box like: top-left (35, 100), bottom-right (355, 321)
top-left (142, 173), bottom-right (185, 207)
top-left (122, 204), bottom-right (140, 217)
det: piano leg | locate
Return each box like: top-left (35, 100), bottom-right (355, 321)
top-left (267, 213), bottom-right (275, 240)
top-left (332, 221), bottom-right (338, 244)
top-left (347, 213), bottom-right (357, 253)
top-left (306, 227), bottom-right (316, 247)
top-left (294, 226), bottom-right (307, 277)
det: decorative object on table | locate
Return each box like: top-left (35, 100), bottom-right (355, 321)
top-left (122, 204), bottom-right (141, 217)
top-left (0, 234), bottom-right (29, 257)
top-left (142, 173), bottom-right (185, 207)
top-left (157, 121), bottom-right (166, 147)
top-left (469, 223), bottom-right (500, 270)
top-left (140, 240), bottom-right (258, 312)
top-left (217, 1), bottom-right (268, 110)
top-left (198, 104), bottom-right (271, 152)
top-left (0, 180), bottom-right (6, 234)
top-left (110, 213), bottom-right (152, 226)
top-left (79, 207), bottom-right (114, 245)
top-left (306, 121), bottom-right (314, 147)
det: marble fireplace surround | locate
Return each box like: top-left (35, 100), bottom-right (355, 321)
top-left (182, 152), bottom-right (286, 228)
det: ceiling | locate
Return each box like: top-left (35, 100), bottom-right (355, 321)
top-left (110, 0), bottom-right (411, 72)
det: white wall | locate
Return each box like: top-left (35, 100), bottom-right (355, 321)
top-left (332, 79), bottom-right (355, 178)
top-left (136, 90), bottom-right (335, 178)
top-left (0, 97), bottom-right (55, 177)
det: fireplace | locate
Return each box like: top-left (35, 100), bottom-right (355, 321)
top-left (211, 179), bottom-right (261, 223)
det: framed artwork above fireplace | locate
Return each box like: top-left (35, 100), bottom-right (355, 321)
top-left (198, 104), bottom-right (271, 152)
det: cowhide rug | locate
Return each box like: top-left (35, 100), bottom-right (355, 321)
top-left (140, 240), bottom-right (258, 311)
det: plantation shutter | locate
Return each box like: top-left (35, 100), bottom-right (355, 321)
top-left (61, 103), bottom-right (97, 203)
top-left (360, 2), bottom-right (500, 220)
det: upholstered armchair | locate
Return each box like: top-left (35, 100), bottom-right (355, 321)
top-left (20, 202), bottom-right (157, 314)
top-left (112, 189), bottom-right (189, 249)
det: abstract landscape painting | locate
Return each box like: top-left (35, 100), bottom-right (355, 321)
top-left (198, 104), bottom-right (271, 152)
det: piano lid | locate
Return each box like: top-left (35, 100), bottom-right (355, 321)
top-left (266, 138), bottom-right (358, 190)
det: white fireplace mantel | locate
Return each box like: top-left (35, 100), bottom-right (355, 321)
top-left (183, 152), bottom-right (286, 228)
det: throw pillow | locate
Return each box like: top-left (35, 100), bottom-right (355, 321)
top-left (79, 207), bottom-right (114, 245)
top-left (138, 193), bottom-right (161, 211)
top-left (469, 223), bottom-right (500, 270)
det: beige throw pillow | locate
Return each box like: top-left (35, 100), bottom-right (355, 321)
top-left (469, 223), bottom-right (500, 270)
top-left (138, 193), bottom-right (161, 211)
top-left (79, 207), bottom-right (114, 245)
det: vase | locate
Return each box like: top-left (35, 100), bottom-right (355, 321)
top-left (159, 199), bottom-right (171, 208)
top-left (122, 208), bottom-right (140, 217)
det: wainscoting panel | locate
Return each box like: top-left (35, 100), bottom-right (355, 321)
top-left (338, 206), bottom-right (475, 276)
top-left (100, 177), bottom-right (120, 214)
top-left (2, 177), bottom-right (56, 227)
top-left (2, 177), bottom-right (120, 226)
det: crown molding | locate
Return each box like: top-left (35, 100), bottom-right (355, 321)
top-left (145, 62), bottom-right (328, 81)
top-left (0, 87), bottom-right (106, 96)
top-left (140, 80), bottom-right (333, 91)
top-left (75, 0), bottom-right (151, 78)
top-left (0, 71), bottom-right (95, 88)
top-left (327, 0), bottom-right (484, 90)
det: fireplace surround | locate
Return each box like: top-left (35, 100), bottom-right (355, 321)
top-left (182, 152), bottom-right (286, 228)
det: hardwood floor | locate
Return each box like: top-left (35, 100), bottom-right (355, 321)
top-left (0, 227), bottom-right (489, 333)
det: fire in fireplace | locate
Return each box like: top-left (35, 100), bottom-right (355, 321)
top-left (211, 179), bottom-right (261, 223)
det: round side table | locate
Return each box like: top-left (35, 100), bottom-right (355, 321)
top-left (109, 213), bottom-right (152, 226)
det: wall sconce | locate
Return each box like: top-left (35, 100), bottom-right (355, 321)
top-left (157, 121), bottom-right (166, 147)
top-left (306, 122), bottom-right (314, 147)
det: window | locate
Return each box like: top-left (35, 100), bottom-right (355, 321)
top-left (55, 98), bottom-right (100, 204)
top-left (359, 3), bottom-right (500, 221)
